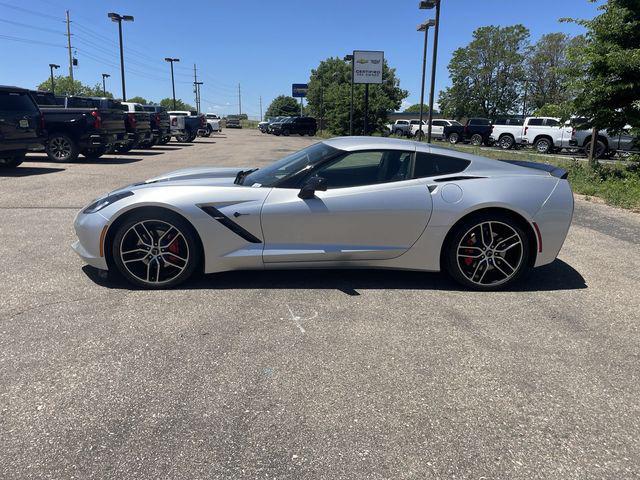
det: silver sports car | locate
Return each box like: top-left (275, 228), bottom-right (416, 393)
top-left (73, 137), bottom-right (573, 290)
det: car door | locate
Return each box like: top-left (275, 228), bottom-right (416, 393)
top-left (260, 148), bottom-right (433, 263)
top-left (431, 120), bottom-right (447, 139)
top-left (0, 90), bottom-right (41, 142)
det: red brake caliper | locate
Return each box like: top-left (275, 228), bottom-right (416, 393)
top-left (464, 235), bottom-right (475, 266)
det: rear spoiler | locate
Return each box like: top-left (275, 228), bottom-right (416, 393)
top-left (500, 160), bottom-right (568, 179)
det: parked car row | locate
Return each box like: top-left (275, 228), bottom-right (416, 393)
top-left (388, 114), bottom-right (639, 159)
top-left (259, 116), bottom-right (317, 136)
top-left (0, 85), bottom-right (222, 167)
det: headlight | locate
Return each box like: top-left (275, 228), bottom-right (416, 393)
top-left (82, 191), bottom-right (134, 214)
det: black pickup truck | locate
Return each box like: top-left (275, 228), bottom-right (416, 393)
top-left (0, 86), bottom-right (45, 168)
top-left (32, 92), bottom-right (127, 161)
top-left (443, 118), bottom-right (494, 146)
top-left (142, 105), bottom-right (171, 146)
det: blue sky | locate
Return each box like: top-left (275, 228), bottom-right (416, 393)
top-left (0, 0), bottom-right (600, 118)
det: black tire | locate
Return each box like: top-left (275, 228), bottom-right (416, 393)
top-left (499, 135), bottom-right (515, 150)
top-left (46, 133), bottom-right (79, 162)
top-left (309, 129), bottom-right (317, 137)
top-left (175, 134), bottom-right (190, 143)
top-left (111, 209), bottom-right (201, 289)
top-left (81, 147), bottom-right (107, 159)
top-left (584, 140), bottom-right (607, 159)
top-left (0, 151), bottom-right (26, 168)
top-left (158, 136), bottom-right (170, 145)
top-left (445, 212), bottom-right (532, 291)
top-left (448, 132), bottom-right (460, 144)
top-left (188, 132), bottom-right (197, 142)
top-left (470, 134), bottom-right (483, 146)
top-left (534, 137), bottom-right (553, 154)
top-left (282, 128), bottom-right (290, 136)
top-left (394, 129), bottom-right (404, 137)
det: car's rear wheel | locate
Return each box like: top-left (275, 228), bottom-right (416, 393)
top-left (470, 134), bottom-right (483, 146)
top-left (534, 137), bottom-right (552, 154)
top-left (448, 132), bottom-right (460, 144)
top-left (499, 135), bottom-right (515, 150)
top-left (46, 134), bottom-right (79, 162)
top-left (0, 151), bottom-right (26, 168)
top-left (112, 211), bottom-right (200, 289)
top-left (584, 140), bottom-right (607, 159)
top-left (445, 213), bottom-right (531, 290)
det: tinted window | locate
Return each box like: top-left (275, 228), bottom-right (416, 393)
top-left (468, 118), bottom-right (490, 125)
top-left (432, 120), bottom-right (447, 126)
top-left (450, 121), bottom-right (462, 126)
top-left (527, 118), bottom-right (544, 126)
top-left (314, 150), bottom-right (412, 189)
top-left (134, 104), bottom-right (144, 112)
top-left (413, 152), bottom-right (471, 178)
top-left (397, 120), bottom-right (408, 125)
top-left (67, 97), bottom-right (95, 108)
top-left (0, 92), bottom-right (38, 112)
top-left (32, 92), bottom-right (58, 106)
top-left (545, 119), bottom-right (560, 127)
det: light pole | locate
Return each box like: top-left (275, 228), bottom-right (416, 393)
top-left (417, 19), bottom-right (436, 140)
top-left (48, 64), bottom-right (60, 95)
top-left (107, 12), bottom-right (134, 101)
top-left (343, 54), bottom-right (354, 135)
top-left (164, 58), bottom-right (180, 110)
top-left (101, 73), bottom-right (110, 96)
top-left (420, 0), bottom-right (441, 143)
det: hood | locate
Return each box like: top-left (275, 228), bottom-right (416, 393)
top-left (110, 167), bottom-right (252, 193)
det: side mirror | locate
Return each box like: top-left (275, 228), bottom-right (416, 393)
top-left (298, 176), bottom-right (327, 199)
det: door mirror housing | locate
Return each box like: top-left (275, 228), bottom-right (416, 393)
top-left (298, 176), bottom-right (327, 199)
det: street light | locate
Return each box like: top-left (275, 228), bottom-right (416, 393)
top-left (419, 0), bottom-right (441, 143)
top-left (416, 19), bottom-right (436, 140)
top-left (48, 64), bottom-right (60, 95)
top-left (164, 58), bottom-right (180, 110)
top-left (343, 54), bottom-right (354, 135)
top-left (101, 73), bottom-right (110, 96)
top-left (107, 12), bottom-right (134, 101)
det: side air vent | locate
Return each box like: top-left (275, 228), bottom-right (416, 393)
top-left (433, 176), bottom-right (486, 183)
top-left (200, 206), bottom-right (262, 243)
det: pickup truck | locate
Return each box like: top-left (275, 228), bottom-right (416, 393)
top-left (411, 119), bottom-right (461, 139)
top-left (386, 119), bottom-right (425, 137)
top-left (142, 105), bottom-right (171, 145)
top-left (0, 86), bottom-right (45, 168)
top-left (32, 92), bottom-right (128, 161)
top-left (204, 113), bottom-right (222, 135)
top-left (569, 126), bottom-right (639, 159)
top-left (119, 102), bottom-right (153, 152)
top-left (168, 111), bottom-right (205, 142)
top-left (490, 117), bottom-right (573, 153)
top-left (225, 115), bottom-right (242, 129)
top-left (443, 118), bottom-right (493, 146)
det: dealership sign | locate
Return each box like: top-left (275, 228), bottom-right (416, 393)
top-left (353, 50), bottom-right (384, 84)
top-left (292, 83), bottom-right (308, 98)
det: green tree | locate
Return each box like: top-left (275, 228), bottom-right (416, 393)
top-left (563, 0), bottom-right (640, 164)
top-left (265, 95), bottom-right (301, 118)
top-left (438, 25), bottom-right (530, 119)
top-left (37, 76), bottom-right (113, 97)
top-left (127, 96), bottom-right (150, 105)
top-left (305, 56), bottom-right (408, 135)
top-left (159, 98), bottom-right (194, 111)
top-left (404, 103), bottom-right (429, 113)
top-left (525, 33), bottom-right (585, 113)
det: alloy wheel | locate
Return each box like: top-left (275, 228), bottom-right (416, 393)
top-left (50, 137), bottom-right (72, 160)
top-left (456, 221), bottom-right (524, 287)
top-left (119, 219), bottom-right (190, 285)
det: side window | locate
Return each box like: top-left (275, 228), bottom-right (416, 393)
top-left (527, 118), bottom-right (544, 126)
top-left (545, 119), bottom-right (560, 127)
top-left (397, 120), bottom-right (408, 125)
top-left (432, 120), bottom-right (446, 127)
top-left (313, 150), bottom-right (412, 189)
top-left (413, 152), bottom-right (471, 178)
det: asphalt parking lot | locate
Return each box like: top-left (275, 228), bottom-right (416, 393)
top-left (1, 129), bottom-right (639, 479)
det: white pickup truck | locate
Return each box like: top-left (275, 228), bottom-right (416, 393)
top-left (410, 119), bottom-right (461, 139)
top-left (205, 113), bottom-right (222, 135)
top-left (490, 117), bottom-right (573, 153)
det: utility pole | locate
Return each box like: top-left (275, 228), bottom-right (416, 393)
top-left (65, 11), bottom-right (74, 91)
top-left (238, 83), bottom-right (242, 116)
top-left (194, 82), bottom-right (203, 113)
top-left (193, 64), bottom-right (199, 111)
top-left (164, 58), bottom-right (179, 109)
top-left (259, 96), bottom-right (263, 121)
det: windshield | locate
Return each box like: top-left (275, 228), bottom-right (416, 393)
top-left (243, 142), bottom-right (338, 187)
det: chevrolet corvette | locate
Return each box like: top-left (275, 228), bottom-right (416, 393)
top-left (73, 137), bottom-right (573, 290)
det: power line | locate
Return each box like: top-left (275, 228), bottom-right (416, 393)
top-left (0, 34), bottom-right (65, 48)
top-left (0, 18), bottom-right (65, 35)
top-left (0, 1), bottom-right (61, 21)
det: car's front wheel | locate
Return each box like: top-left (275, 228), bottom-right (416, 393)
top-left (112, 210), bottom-right (201, 289)
top-left (448, 132), bottom-right (460, 144)
top-left (470, 134), bottom-right (483, 146)
top-left (534, 138), bottom-right (553, 154)
top-left (445, 212), bottom-right (531, 290)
